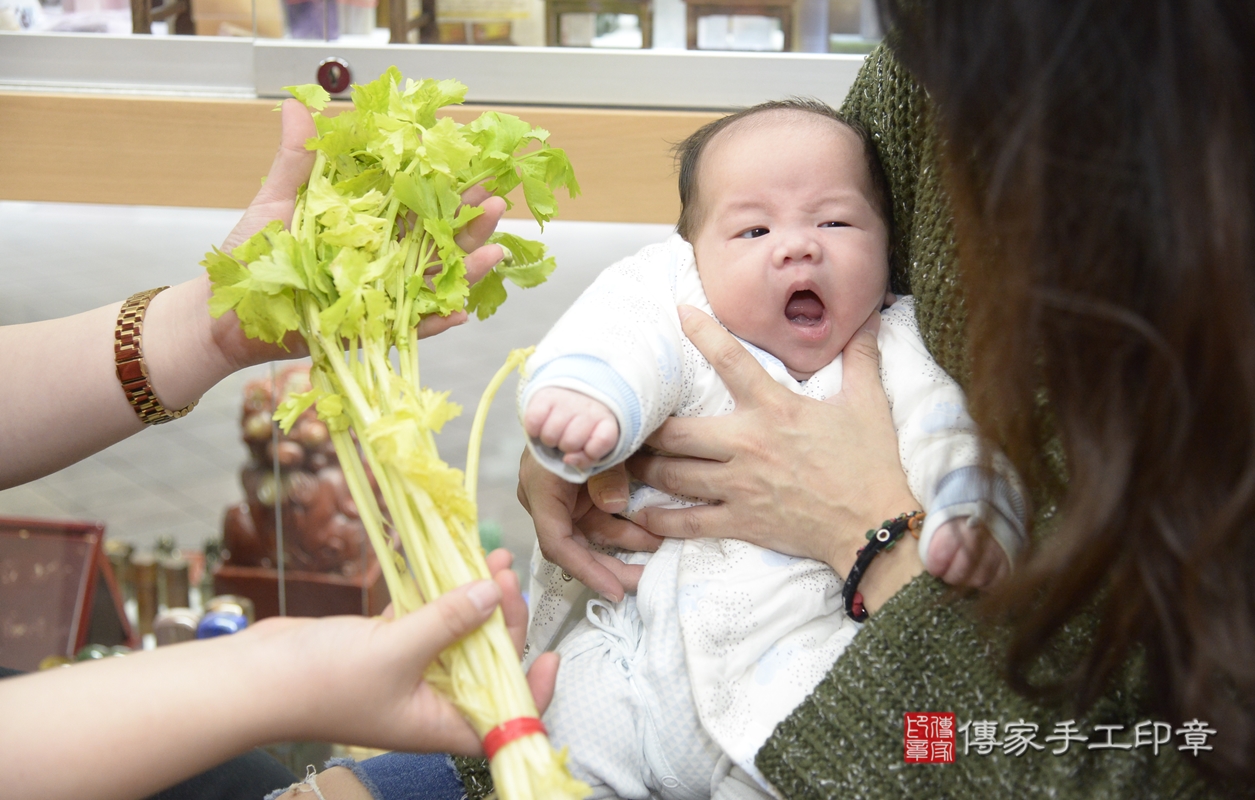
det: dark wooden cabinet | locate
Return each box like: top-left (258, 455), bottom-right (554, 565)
top-left (0, 517), bottom-right (135, 671)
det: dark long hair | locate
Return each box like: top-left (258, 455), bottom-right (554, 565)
top-left (881, 0), bottom-right (1255, 781)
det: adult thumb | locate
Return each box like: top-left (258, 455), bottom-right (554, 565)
top-left (841, 327), bottom-right (883, 397)
top-left (220, 99), bottom-right (317, 252)
top-left (255, 99), bottom-right (318, 207)
top-left (588, 463), bottom-right (630, 514)
top-left (396, 580), bottom-right (502, 662)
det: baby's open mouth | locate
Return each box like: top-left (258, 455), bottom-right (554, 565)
top-left (786, 290), bottom-right (825, 325)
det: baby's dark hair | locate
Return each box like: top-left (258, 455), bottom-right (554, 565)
top-left (673, 98), bottom-right (894, 247)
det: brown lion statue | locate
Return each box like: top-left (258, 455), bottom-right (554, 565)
top-left (222, 365), bottom-right (377, 577)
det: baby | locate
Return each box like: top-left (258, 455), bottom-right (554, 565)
top-left (519, 100), bottom-right (1027, 799)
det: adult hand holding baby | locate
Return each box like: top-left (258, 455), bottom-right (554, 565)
top-left (518, 452), bottom-right (663, 602)
top-left (520, 302), bottom-right (927, 612)
top-left (629, 304), bottom-right (925, 613)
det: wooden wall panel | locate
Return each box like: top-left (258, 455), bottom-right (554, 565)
top-left (0, 92), bottom-right (721, 225)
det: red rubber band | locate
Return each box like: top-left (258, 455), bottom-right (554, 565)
top-left (482, 717), bottom-right (547, 759)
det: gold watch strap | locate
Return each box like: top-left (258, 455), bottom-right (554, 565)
top-left (115, 286), bottom-right (197, 425)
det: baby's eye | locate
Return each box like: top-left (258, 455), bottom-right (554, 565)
top-left (820, 221), bottom-right (850, 228)
top-left (738, 227), bottom-right (769, 239)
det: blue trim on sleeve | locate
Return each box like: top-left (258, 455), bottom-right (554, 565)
top-left (529, 354), bottom-right (643, 449)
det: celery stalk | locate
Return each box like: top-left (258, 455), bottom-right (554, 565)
top-left (205, 68), bottom-right (587, 799)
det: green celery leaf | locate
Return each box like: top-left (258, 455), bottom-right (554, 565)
top-left (520, 168), bottom-right (558, 225)
top-left (249, 254), bottom-right (306, 291)
top-left (483, 168), bottom-right (522, 204)
top-left (203, 247), bottom-right (249, 290)
top-left (231, 221), bottom-right (282, 263)
top-left (420, 116), bottom-right (479, 178)
top-left (311, 109), bottom-right (372, 160)
top-left (250, 232), bottom-right (308, 291)
top-left (234, 289), bottom-right (300, 345)
top-left (452, 203), bottom-right (485, 231)
top-left (370, 115), bottom-right (420, 175)
top-left (466, 112), bottom-right (540, 162)
top-left (518, 148), bottom-right (581, 226)
top-left (206, 69), bottom-right (579, 354)
top-left (274, 388), bottom-right (324, 433)
top-left (406, 282), bottom-right (441, 321)
top-left (321, 215), bottom-right (388, 250)
top-left (319, 247), bottom-right (369, 338)
top-left (285, 83), bottom-right (331, 111)
top-left (206, 284), bottom-right (247, 320)
top-left (351, 66), bottom-right (402, 114)
top-left (502, 255), bottom-right (557, 289)
top-left (397, 172), bottom-right (463, 226)
top-left (405, 212), bottom-right (469, 319)
top-left (362, 287), bottom-right (394, 341)
top-left (399, 78), bottom-right (468, 128)
top-left (490, 232), bottom-right (546, 267)
top-left (465, 233), bottom-right (555, 320)
top-left (422, 218), bottom-right (459, 256)
top-left (466, 268), bottom-right (507, 320)
top-left (335, 168), bottom-right (389, 198)
top-left (315, 393), bottom-right (351, 432)
top-left (392, 171), bottom-right (438, 221)
top-left (295, 238), bottom-right (333, 305)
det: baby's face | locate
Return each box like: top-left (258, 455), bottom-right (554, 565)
top-left (690, 114), bottom-right (890, 380)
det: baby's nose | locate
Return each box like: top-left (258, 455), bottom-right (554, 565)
top-left (775, 230), bottom-right (822, 264)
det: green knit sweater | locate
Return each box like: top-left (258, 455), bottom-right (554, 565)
top-left (756, 46), bottom-right (1220, 800)
top-left (457, 46), bottom-right (1223, 800)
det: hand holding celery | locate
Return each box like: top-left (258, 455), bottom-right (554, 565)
top-left (203, 69), bottom-right (588, 798)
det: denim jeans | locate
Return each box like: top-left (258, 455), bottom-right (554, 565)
top-left (331, 752), bottom-right (466, 800)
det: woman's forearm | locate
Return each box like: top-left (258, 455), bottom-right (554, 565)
top-left (0, 558), bottom-right (538, 800)
top-left (0, 275), bottom-right (235, 489)
top-left (0, 99), bottom-right (320, 491)
top-left (0, 633), bottom-right (289, 800)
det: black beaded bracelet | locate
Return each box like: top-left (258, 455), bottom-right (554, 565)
top-left (842, 511), bottom-right (925, 622)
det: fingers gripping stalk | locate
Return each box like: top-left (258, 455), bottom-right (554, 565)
top-left (203, 69), bottom-right (587, 799)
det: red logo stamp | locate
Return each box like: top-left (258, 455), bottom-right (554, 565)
top-left (905, 712), bottom-right (956, 763)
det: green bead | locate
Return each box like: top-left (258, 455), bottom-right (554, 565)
top-left (75, 644), bottom-right (110, 661)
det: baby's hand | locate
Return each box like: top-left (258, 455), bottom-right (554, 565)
top-left (524, 388), bottom-right (620, 471)
top-left (925, 517), bottom-right (1010, 590)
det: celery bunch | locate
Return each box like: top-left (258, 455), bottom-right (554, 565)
top-left (203, 69), bottom-right (588, 799)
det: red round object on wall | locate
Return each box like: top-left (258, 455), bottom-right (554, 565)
top-left (317, 58), bottom-right (352, 94)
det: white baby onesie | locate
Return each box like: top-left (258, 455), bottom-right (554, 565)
top-left (521, 235), bottom-right (1027, 798)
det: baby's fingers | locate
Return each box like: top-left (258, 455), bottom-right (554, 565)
top-left (924, 522), bottom-right (961, 577)
top-left (585, 418), bottom-right (619, 462)
top-left (967, 534), bottom-right (1010, 588)
top-left (928, 519), bottom-right (1009, 590)
top-left (538, 406), bottom-right (577, 449)
top-left (557, 414), bottom-right (597, 457)
top-left (523, 396), bottom-right (556, 439)
top-left (939, 545), bottom-right (979, 587)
